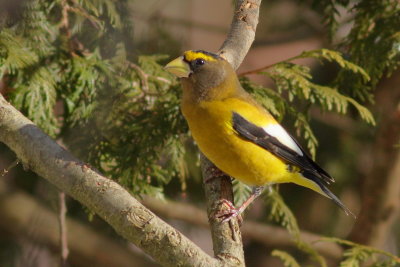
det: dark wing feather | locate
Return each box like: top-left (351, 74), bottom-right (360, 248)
top-left (286, 132), bottom-right (334, 183)
top-left (232, 112), bottom-right (334, 185)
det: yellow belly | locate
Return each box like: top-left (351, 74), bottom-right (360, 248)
top-left (182, 97), bottom-right (294, 186)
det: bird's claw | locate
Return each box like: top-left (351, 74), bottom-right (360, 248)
top-left (215, 199), bottom-right (243, 225)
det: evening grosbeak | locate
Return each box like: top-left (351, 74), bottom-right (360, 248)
top-left (165, 50), bottom-right (354, 221)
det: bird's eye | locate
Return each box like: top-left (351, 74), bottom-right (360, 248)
top-left (195, 58), bottom-right (205, 65)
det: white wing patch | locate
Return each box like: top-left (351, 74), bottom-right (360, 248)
top-left (262, 124), bottom-right (303, 156)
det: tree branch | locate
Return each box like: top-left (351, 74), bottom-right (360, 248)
top-left (218, 0), bottom-right (262, 70)
top-left (201, 155), bottom-right (245, 265)
top-left (0, 94), bottom-right (218, 267)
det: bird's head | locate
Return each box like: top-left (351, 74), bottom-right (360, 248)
top-left (165, 50), bottom-right (239, 101)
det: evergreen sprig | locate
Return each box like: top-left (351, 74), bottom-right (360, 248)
top-left (272, 250), bottom-right (301, 267)
top-left (303, 0), bottom-right (350, 41)
top-left (1, 0), bottom-right (187, 197)
top-left (66, 53), bottom-right (188, 196)
top-left (343, 0), bottom-right (400, 87)
top-left (266, 188), bottom-right (327, 267)
top-left (267, 58), bottom-right (374, 126)
top-left (305, 0), bottom-right (400, 102)
top-left (321, 238), bottom-right (400, 267)
top-left (0, 30), bottom-right (38, 76)
top-left (232, 179), bottom-right (252, 206)
top-left (240, 48), bottom-right (374, 157)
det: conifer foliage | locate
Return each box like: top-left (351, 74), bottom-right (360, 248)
top-left (1, 0), bottom-right (187, 196)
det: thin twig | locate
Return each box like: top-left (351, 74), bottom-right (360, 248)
top-left (59, 191), bottom-right (69, 267)
top-left (129, 63), bottom-right (150, 94)
top-left (59, 0), bottom-right (77, 57)
top-left (238, 54), bottom-right (304, 76)
top-left (155, 76), bottom-right (171, 84)
top-left (60, 0), bottom-right (71, 38)
top-left (68, 6), bottom-right (101, 30)
top-left (238, 62), bottom-right (275, 76)
top-left (1, 159), bottom-right (19, 177)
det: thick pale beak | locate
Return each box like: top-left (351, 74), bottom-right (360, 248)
top-left (164, 56), bottom-right (191, 78)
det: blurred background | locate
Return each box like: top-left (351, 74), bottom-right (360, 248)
top-left (0, 0), bottom-right (399, 266)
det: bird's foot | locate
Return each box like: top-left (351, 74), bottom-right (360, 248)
top-left (215, 199), bottom-right (243, 225)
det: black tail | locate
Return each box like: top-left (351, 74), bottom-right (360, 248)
top-left (301, 169), bottom-right (356, 218)
top-left (313, 178), bottom-right (356, 218)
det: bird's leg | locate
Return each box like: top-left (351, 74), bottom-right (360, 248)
top-left (216, 186), bottom-right (265, 223)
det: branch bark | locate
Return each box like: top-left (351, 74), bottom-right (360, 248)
top-left (0, 94), bottom-right (218, 267)
top-left (218, 0), bottom-right (262, 70)
top-left (201, 156), bottom-right (245, 265)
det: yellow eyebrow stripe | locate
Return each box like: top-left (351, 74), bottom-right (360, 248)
top-left (184, 51), bottom-right (217, 62)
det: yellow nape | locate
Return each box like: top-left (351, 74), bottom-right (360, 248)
top-left (184, 50), bottom-right (217, 62)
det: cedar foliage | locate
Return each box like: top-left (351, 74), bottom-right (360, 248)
top-left (0, 0), bottom-right (399, 266)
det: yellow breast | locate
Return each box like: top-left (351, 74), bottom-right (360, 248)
top-left (181, 97), bottom-right (292, 186)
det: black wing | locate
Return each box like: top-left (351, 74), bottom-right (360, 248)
top-left (232, 112), bottom-right (334, 185)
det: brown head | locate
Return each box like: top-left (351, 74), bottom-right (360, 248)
top-left (165, 50), bottom-right (242, 103)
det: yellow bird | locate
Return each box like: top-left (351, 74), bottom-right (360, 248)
top-left (165, 50), bottom-right (354, 221)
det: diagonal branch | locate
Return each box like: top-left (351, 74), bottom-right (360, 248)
top-left (0, 94), bottom-right (218, 267)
